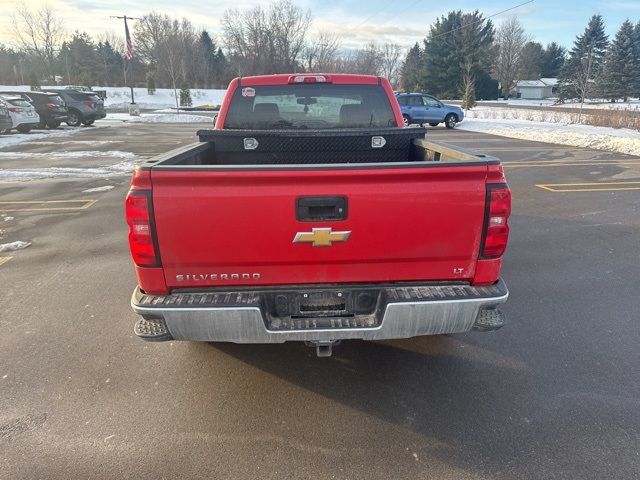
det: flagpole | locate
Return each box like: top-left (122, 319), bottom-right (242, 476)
top-left (110, 14), bottom-right (139, 108)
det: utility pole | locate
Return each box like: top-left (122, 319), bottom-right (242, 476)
top-left (110, 15), bottom-right (139, 112)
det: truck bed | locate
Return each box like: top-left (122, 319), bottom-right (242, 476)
top-left (152, 127), bottom-right (456, 166)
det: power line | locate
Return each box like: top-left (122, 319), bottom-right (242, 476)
top-left (428, 0), bottom-right (535, 40)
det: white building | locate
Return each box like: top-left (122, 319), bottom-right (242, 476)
top-left (515, 78), bottom-right (558, 100)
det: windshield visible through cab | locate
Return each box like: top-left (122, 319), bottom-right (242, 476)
top-left (224, 83), bottom-right (397, 129)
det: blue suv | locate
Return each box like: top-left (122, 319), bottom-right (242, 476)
top-left (396, 93), bottom-right (464, 129)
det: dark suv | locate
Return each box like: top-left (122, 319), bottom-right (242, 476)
top-left (47, 89), bottom-right (106, 126)
top-left (0, 91), bottom-right (68, 129)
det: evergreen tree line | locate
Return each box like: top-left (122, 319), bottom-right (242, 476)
top-left (399, 10), bottom-right (566, 100)
top-left (559, 15), bottom-right (640, 102)
top-left (400, 12), bottom-right (640, 103)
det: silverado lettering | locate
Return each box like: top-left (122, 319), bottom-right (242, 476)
top-left (176, 273), bottom-right (261, 281)
top-left (125, 73), bottom-right (511, 357)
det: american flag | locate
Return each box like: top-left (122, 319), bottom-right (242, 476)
top-left (124, 17), bottom-right (133, 61)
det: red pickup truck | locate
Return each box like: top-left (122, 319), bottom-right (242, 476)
top-left (126, 74), bottom-right (510, 356)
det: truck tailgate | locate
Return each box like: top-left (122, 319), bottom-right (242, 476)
top-left (150, 164), bottom-right (488, 289)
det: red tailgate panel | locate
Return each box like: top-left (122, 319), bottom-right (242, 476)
top-left (151, 165), bottom-right (488, 290)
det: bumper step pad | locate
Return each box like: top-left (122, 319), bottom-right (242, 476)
top-left (473, 308), bottom-right (506, 331)
top-left (134, 317), bottom-right (173, 341)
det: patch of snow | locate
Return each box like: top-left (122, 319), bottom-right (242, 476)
top-left (3, 216), bottom-right (14, 221)
top-left (458, 117), bottom-right (640, 156)
top-left (105, 113), bottom-right (213, 123)
top-left (15, 140), bottom-right (123, 146)
top-left (82, 185), bottom-right (115, 193)
top-left (0, 150), bottom-right (136, 159)
top-left (0, 128), bottom-right (81, 149)
top-left (0, 241), bottom-right (31, 253)
top-left (0, 159), bottom-right (138, 181)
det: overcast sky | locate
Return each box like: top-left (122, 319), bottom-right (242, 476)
top-left (1, 0), bottom-right (640, 51)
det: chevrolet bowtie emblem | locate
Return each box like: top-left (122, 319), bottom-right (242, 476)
top-left (293, 228), bottom-right (351, 247)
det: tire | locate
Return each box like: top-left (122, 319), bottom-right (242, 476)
top-left (444, 113), bottom-right (458, 129)
top-left (16, 125), bottom-right (31, 133)
top-left (66, 110), bottom-right (82, 127)
top-left (402, 114), bottom-right (411, 126)
top-left (82, 119), bottom-right (95, 126)
top-left (47, 120), bottom-right (61, 129)
top-left (429, 122), bottom-right (439, 127)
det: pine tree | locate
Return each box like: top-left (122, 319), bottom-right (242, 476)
top-left (558, 15), bottom-right (608, 101)
top-left (633, 22), bottom-right (640, 97)
top-left (598, 20), bottom-right (637, 101)
top-left (400, 43), bottom-right (422, 91)
top-left (540, 42), bottom-right (566, 77)
top-left (419, 11), bottom-right (494, 99)
top-left (519, 42), bottom-right (545, 79)
top-left (146, 72), bottom-right (156, 95)
top-left (179, 80), bottom-right (192, 107)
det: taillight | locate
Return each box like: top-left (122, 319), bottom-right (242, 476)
top-left (84, 100), bottom-right (94, 108)
top-left (8, 107), bottom-right (23, 113)
top-left (125, 191), bottom-right (160, 267)
top-left (47, 103), bottom-right (57, 109)
top-left (481, 184), bottom-right (511, 258)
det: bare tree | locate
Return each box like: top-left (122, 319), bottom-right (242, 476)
top-left (494, 16), bottom-right (527, 99)
top-left (11, 2), bottom-right (65, 82)
top-left (303, 31), bottom-right (340, 71)
top-left (222, 0), bottom-right (311, 75)
top-left (380, 43), bottom-right (402, 86)
top-left (461, 61), bottom-right (476, 109)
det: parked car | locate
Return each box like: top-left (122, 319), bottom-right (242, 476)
top-left (0, 103), bottom-right (12, 133)
top-left (65, 85), bottom-right (107, 100)
top-left (396, 93), bottom-right (464, 129)
top-left (0, 96), bottom-right (40, 133)
top-left (0, 91), bottom-right (68, 129)
top-left (126, 73), bottom-right (511, 357)
top-left (47, 89), bottom-right (106, 126)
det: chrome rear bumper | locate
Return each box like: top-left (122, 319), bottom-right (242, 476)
top-left (131, 279), bottom-right (508, 343)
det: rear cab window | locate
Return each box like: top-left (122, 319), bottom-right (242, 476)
top-left (224, 83), bottom-right (397, 129)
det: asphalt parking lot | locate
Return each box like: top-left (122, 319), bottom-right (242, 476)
top-left (1, 121), bottom-right (639, 479)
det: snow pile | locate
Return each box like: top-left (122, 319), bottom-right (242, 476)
top-left (0, 85), bottom-right (227, 110)
top-left (82, 185), bottom-right (115, 193)
top-left (459, 117), bottom-right (640, 156)
top-left (105, 113), bottom-right (213, 123)
top-left (0, 241), bottom-right (31, 253)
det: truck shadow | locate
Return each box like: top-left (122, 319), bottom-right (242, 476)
top-left (207, 334), bottom-right (541, 478)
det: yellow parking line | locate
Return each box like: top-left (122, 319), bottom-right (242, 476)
top-left (536, 181), bottom-right (640, 192)
top-left (0, 257), bottom-right (11, 267)
top-left (0, 199), bottom-right (97, 212)
top-left (477, 146), bottom-right (578, 151)
top-left (504, 161), bottom-right (640, 168)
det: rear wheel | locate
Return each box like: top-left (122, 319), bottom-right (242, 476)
top-left (402, 114), bottom-right (411, 126)
top-left (429, 122), bottom-right (439, 127)
top-left (47, 120), bottom-right (61, 129)
top-left (444, 113), bottom-right (457, 129)
top-left (16, 125), bottom-right (31, 133)
top-left (82, 119), bottom-right (95, 126)
top-left (66, 110), bottom-right (82, 127)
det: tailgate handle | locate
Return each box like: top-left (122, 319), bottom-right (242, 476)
top-left (296, 196), bottom-right (347, 221)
